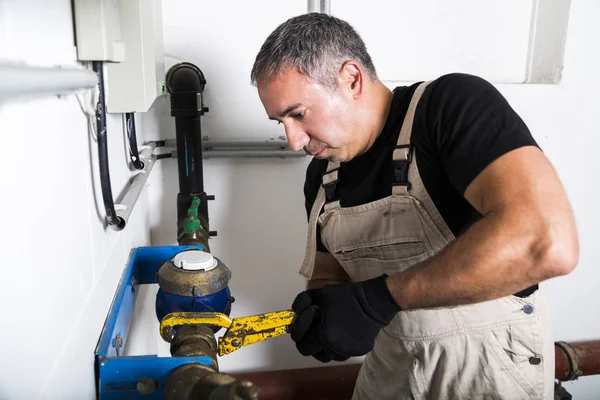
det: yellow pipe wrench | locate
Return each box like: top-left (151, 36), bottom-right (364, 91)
top-left (160, 310), bottom-right (297, 356)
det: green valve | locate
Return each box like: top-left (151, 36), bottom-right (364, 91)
top-left (187, 198), bottom-right (200, 217)
top-left (184, 198), bottom-right (201, 234)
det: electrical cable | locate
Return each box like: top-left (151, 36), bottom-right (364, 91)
top-left (92, 61), bottom-right (125, 230)
top-left (125, 112), bottom-right (145, 170)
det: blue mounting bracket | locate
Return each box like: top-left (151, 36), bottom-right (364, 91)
top-left (95, 245), bottom-right (215, 400)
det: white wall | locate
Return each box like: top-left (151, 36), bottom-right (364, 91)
top-left (0, 1), bottom-right (158, 399)
top-left (332, 0), bottom-right (535, 83)
top-left (137, 0), bottom-right (600, 399)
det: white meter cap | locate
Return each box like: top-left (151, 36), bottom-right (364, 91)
top-left (173, 250), bottom-right (218, 271)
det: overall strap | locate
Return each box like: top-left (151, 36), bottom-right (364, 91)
top-left (298, 161), bottom-right (339, 278)
top-left (392, 81), bottom-right (432, 195)
top-left (322, 161), bottom-right (341, 211)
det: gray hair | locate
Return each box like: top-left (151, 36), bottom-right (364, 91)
top-left (250, 13), bottom-right (378, 90)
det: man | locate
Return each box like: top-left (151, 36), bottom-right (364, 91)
top-left (251, 13), bottom-right (578, 400)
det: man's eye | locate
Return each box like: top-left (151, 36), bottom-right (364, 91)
top-left (292, 111), bottom-right (305, 120)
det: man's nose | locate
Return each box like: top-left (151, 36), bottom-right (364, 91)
top-left (285, 124), bottom-right (310, 152)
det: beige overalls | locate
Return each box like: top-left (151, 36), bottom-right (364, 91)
top-left (299, 82), bottom-right (554, 399)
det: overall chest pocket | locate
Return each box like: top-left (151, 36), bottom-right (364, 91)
top-left (334, 240), bottom-right (429, 263)
top-left (319, 197), bottom-right (434, 280)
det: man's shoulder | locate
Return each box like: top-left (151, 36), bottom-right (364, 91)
top-left (419, 72), bottom-right (508, 136)
top-left (430, 72), bottom-right (492, 88)
top-left (426, 73), bottom-right (498, 103)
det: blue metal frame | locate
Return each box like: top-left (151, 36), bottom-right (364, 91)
top-left (95, 245), bottom-right (215, 400)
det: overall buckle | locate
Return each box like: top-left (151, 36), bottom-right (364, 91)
top-left (393, 144), bottom-right (412, 190)
top-left (321, 167), bottom-right (340, 203)
top-left (322, 180), bottom-right (339, 202)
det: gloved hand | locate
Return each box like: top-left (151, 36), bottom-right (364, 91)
top-left (289, 274), bottom-right (400, 363)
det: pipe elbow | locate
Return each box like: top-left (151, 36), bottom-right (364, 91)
top-left (166, 62), bottom-right (206, 93)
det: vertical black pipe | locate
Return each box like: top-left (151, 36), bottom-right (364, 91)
top-left (175, 114), bottom-right (210, 241)
top-left (175, 117), bottom-right (204, 194)
top-left (166, 63), bottom-right (211, 244)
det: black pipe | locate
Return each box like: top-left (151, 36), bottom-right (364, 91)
top-left (125, 112), bottom-right (144, 170)
top-left (92, 61), bottom-right (125, 230)
top-left (175, 116), bottom-right (204, 194)
top-left (166, 63), bottom-right (212, 244)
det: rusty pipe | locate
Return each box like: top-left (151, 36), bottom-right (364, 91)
top-left (232, 340), bottom-right (600, 400)
top-left (555, 340), bottom-right (600, 381)
top-left (233, 364), bottom-right (361, 400)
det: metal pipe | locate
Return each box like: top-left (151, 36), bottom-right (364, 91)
top-left (164, 138), bottom-right (297, 151)
top-left (307, 0), bottom-right (321, 13)
top-left (555, 340), bottom-right (600, 381)
top-left (203, 150), bottom-right (305, 158)
top-left (164, 326), bottom-right (259, 400)
top-left (232, 340), bottom-right (600, 399)
top-left (165, 364), bottom-right (259, 400)
top-left (233, 364), bottom-right (360, 400)
top-left (163, 137), bottom-right (307, 158)
top-left (0, 64), bottom-right (97, 102)
top-left (115, 143), bottom-right (157, 224)
top-left (170, 150), bottom-right (306, 159)
top-left (306, 0), bottom-right (330, 14)
top-left (202, 138), bottom-right (291, 149)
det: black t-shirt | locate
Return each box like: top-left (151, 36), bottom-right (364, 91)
top-left (304, 73), bottom-right (539, 295)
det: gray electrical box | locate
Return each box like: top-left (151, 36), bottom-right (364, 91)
top-left (105, 0), bottom-right (165, 113)
top-left (73, 0), bottom-right (126, 62)
top-left (73, 0), bottom-right (165, 113)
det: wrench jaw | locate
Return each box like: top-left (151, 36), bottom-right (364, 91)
top-left (219, 325), bottom-right (291, 355)
top-left (217, 310), bottom-right (298, 355)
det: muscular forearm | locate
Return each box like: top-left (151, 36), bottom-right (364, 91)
top-left (387, 208), bottom-right (577, 310)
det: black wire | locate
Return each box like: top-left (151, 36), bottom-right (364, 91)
top-left (125, 112), bottom-right (144, 170)
top-left (93, 61), bottom-right (125, 230)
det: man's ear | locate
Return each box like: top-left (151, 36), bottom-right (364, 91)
top-left (337, 60), bottom-right (363, 99)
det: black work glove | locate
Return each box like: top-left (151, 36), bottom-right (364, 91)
top-left (289, 275), bottom-right (401, 363)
